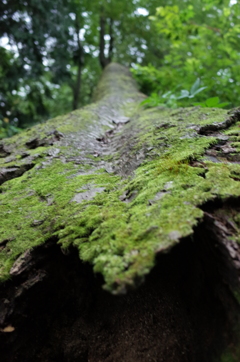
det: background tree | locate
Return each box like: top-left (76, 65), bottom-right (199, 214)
top-left (0, 0), bottom-right (163, 133)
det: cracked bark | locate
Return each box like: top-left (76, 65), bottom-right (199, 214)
top-left (0, 63), bottom-right (240, 361)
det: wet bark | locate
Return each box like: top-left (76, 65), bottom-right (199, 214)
top-left (0, 63), bottom-right (240, 361)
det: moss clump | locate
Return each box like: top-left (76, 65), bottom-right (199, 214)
top-left (0, 159), bottom-right (120, 281)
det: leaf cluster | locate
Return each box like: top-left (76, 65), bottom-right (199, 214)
top-left (132, 0), bottom-right (240, 109)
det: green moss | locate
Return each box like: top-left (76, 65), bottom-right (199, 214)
top-left (92, 63), bottom-right (141, 103)
top-left (0, 66), bottom-right (240, 294)
top-left (0, 160), bottom-right (120, 281)
top-left (231, 142), bottom-right (240, 151)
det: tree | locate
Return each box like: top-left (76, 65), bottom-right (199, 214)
top-left (133, 0), bottom-right (240, 108)
top-left (0, 0), bottom-right (100, 127)
top-left (0, 63), bottom-right (240, 361)
top-left (0, 0), bottom-right (166, 131)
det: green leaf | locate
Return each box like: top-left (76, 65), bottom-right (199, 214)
top-left (192, 102), bottom-right (205, 107)
top-left (213, 102), bottom-right (230, 108)
top-left (190, 86), bottom-right (207, 97)
top-left (190, 78), bottom-right (201, 95)
top-left (177, 89), bottom-right (189, 99)
top-left (205, 97), bottom-right (220, 107)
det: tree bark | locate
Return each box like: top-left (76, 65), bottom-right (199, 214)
top-left (72, 14), bottom-right (84, 110)
top-left (108, 18), bottom-right (114, 60)
top-left (0, 63), bottom-right (240, 361)
top-left (99, 15), bottom-right (113, 69)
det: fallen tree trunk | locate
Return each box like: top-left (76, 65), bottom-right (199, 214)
top-left (0, 63), bottom-right (240, 361)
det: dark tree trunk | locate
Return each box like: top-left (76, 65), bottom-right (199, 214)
top-left (72, 14), bottom-right (84, 110)
top-left (72, 62), bottom-right (82, 110)
top-left (108, 18), bottom-right (114, 60)
top-left (99, 15), bottom-right (108, 69)
top-left (0, 64), bottom-right (240, 361)
top-left (99, 16), bottom-right (114, 69)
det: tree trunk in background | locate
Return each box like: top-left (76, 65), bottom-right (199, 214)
top-left (108, 18), bottom-right (114, 60)
top-left (99, 16), bottom-right (113, 69)
top-left (72, 14), bottom-right (84, 110)
top-left (0, 63), bottom-right (240, 361)
top-left (72, 62), bottom-right (82, 110)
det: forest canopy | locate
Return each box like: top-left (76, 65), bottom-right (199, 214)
top-left (0, 0), bottom-right (239, 138)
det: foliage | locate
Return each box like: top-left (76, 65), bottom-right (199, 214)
top-left (132, 0), bottom-right (240, 109)
top-left (0, 0), bottom-right (239, 135)
top-left (177, 78), bottom-right (207, 100)
top-left (0, 118), bottom-right (21, 139)
top-left (140, 93), bottom-right (166, 109)
top-left (193, 97), bottom-right (230, 108)
top-left (0, 0), bottom-right (160, 131)
top-left (140, 78), bottom-right (207, 109)
top-left (0, 0), bottom-right (101, 128)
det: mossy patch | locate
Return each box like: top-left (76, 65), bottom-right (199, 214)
top-left (0, 160), bottom-right (121, 281)
top-left (0, 64), bottom-right (240, 295)
top-left (1, 109), bottom-right (239, 292)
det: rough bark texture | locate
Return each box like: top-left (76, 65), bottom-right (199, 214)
top-left (0, 63), bottom-right (240, 361)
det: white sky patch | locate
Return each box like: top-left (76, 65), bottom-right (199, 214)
top-left (12, 11), bottom-right (31, 24)
top-left (0, 36), bottom-right (9, 49)
top-left (80, 28), bottom-right (85, 41)
top-left (229, 0), bottom-right (237, 5)
top-left (23, 64), bottom-right (31, 70)
top-left (45, 37), bottom-right (56, 50)
top-left (69, 13), bottom-right (76, 21)
top-left (131, 63), bottom-right (138, 69)
top-left (135, 8), bottom-right (149, 16)
top-left (42, 57), bottom-right (54, 67)
top-left (92, 49), bottom-right (99, 57)
top-left (69, 26), bottom-right (75, 36)
top-left (0, 36), bottom-right (19, 57)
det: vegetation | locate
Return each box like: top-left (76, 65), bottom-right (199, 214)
top-left (0, 3), bottom-right (240, 359)
top-left (1, 0), bottom-right (239, 137)
top-left (132, 0), bottom-right (240, 109)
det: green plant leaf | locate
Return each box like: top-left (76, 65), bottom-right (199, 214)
top-left (177, 89), bottom-right (189, 99)
top-left (190, 78), bottom-right (201, 95)
top-left (213, 102), bottom-right (230, 108)
top-left (192, 102), bottom-right (205, 107)
top-left (190, 86), bottom-right (207, 97)
top-left (205, 97), bottom-right (220, 107)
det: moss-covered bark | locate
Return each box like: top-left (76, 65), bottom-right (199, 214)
top-left (0, 63), bottom-right (240, 361)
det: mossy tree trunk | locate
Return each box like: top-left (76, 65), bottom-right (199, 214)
top-left (0, 63), bottom-right (240, 361)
